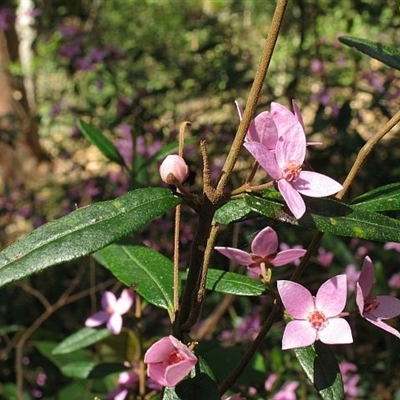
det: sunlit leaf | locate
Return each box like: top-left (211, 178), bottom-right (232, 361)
top-left (351, 182), bottom-right (400, 212)
top-left (0, 188), bottom-right (181, 288)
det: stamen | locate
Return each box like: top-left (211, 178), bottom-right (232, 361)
top-left (283, 160), bottom-right (301, 182)
top-left (308, 310), bottom-right (327, 330)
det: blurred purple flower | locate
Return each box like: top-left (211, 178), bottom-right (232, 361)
top-left (273, 381), bottom-right (299, 400)
top-left (58, 23), bottom-right (80, 38)
top-left (345, 264), bottom-right (360, 293)
top-left (384, 241), bottom-right (400, 253)
top-left (316, 247), bottom-right (334, 267)
top-left (389, 273), bottom-right (400, 290)
top-left (106, 371), bottom-right (138, 400)
top-left (356, 256), bottom-right (400, 338)
top-left (339, 361), bottom-right (360, 399)
top-left (0, 8), bottom-right (15, 31)
top-left (85, 289), bottom-right (134, 334)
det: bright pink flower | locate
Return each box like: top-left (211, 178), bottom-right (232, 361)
top-left (159, 155), bottom-right (189, 184)
top-left (215, 226), bottom-right (306, 276)
top-left (356, 256), bottom-right (400, 338)
top-left (85, 289), bottom-right (134, 335)
top-left (277, 275), bottom-right (353, 349)
top-left (144, 335), bottom-right (198, 387)
top-left (244, 102), bottom-right (342, 219)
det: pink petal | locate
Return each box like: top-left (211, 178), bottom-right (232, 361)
top-left (85, 311), bottom-right (109, 327)
top-left (251, 227), bottom-right (278, 257)
top-left (272, 249), bottom-right (307, 266)
top-left (364, 316), bottom-right (400, 338)
top-left (275, 123), bottom-right (306, 167)
top-left (107, 313), bottom-right (123, 334)
top-left (214, 247), bottom-right (253, 266)
top-left (318, 318), bottom-right (353, 344)
top-left (270, 102), bottom-right (300, 137)
top-left (147, 362), bottom-right (170, 387)
top-left (252, 112), bottom-right (278, 150)
top-left (282, 320), bottom-right (316, 350)
top-left (164, 358), bottom-right (197, 386)
top-left (293, 171), bottom-right (343, 197)
top-left (369, 295), bottom-right (400, 319)
top-left (357, 256), bottom-right (375, 298)
top-left (291, 100), bottom-right (306, 133)
top-left (144, 336), bottom-right (176, 363)
top-left (244, 142), bottom-right (282, 179)
top-left (277, 280), bottom-right (314, 318)
top-left (315, 275), bottom-right (347, 317)
top-left (278, 179), bottom-right (306, 219)
top-left (355, 282), bottom-right (365, 315)
top-left (101, 291), bottom-right (117, 310)
top-left (115, 289), bottom-right (134, 315)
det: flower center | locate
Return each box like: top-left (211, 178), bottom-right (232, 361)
top-left (308, 310), bottom-right (327, 330)
top-left (168, 351), bottom-right (185, 365)
top-left (283, 160), bottom-right (302, 182)
top-left (106, 306), bottom-right (114, 315)
top-left (364, 296), bottom-right (379, 313)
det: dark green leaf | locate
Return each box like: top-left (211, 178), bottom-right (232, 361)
top-left (77, 119), bottom-right (126, 166)
top-left (205, 269), bottom-right (266, 296)
top-left (61, 361), bottom-right (126, 379)
top-left (214, 197), bottom-right (253, 225)
top-left (338, 36), bottom-right (400, 70)
top-left (93, 245), bottom-right (175, 318)
top-left (53, 328), bottom-right (112, 355)
top-left (294, 341), bottom-right (344, 400)
top-left (351, 182), bottom-right (400, 212)
top-left (0, 188), bottom-right (181, 288)
top-left (245, 193), bottom-right (400, 242)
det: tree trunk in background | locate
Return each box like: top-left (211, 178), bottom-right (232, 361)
top-left (0, 1), bottom-right (47, 191)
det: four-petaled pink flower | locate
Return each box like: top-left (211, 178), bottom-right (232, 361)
top-left (244, 102), bottom-right (342, 219)
top-left (85, 289), bottom-right (134, 335)
top-left (144, 335), bottom-right (198, 387)
top-left (277, 275), bottom-right (353, 349)
top-left (106, 370), bottom-right (138, 400)
top-left (356, 256), bottom-right (400, 338)
top-left (215, 226), bottom-right (306, 276)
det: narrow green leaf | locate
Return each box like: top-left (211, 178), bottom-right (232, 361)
top-left (53, 328), bottom-right (112, 355)
top-left (351, 182), bottom-right (400, 212)
top-left (0, 188), bottom-right (181, 287)
top-left (77, 119), bottom-right (127, 166)
top-left (338, 36), bottom-right (400, 70)
top-left (294, 342), bottom-right (344, 400)
top-left (205, 269), bottom-right (266, 296)
top-left (61, 361), bottom-right (126, 379)
top-left (245, 193), bottom-right (400, 242)
top-left (93, 245), bottom-right (175, 319)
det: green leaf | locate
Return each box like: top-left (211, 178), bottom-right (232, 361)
top-left (294, 341), bottom-right (344, 400)
top-left (205, 269), bottom-right (266, 296)
top-left (77, 119), bottom-right (127, 166)
top-left (351, 182), bottom-right (400, 212)
top-left (53, 328), bottom-right (112, 355)
top-left (0, 188), bottom-right (181, 288)
top-left (338, 36), bottom-right (400, 70)
top-left (245, 193), bottom-right (400, 242)
top-left (214, 197), bottom-right (253, 225)
top-left (93, 245), bottom-right (175, 319)
top-left (61, 361), bottom-right (126, 379)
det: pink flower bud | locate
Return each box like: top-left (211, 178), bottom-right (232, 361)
top-left (144, 335), bottom-right (197, 387)
top-left (159, 155), bottom-right (189, 184)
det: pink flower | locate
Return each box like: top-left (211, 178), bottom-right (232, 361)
top-left (144, 335), bottom-right (198, 387)
top-left (244, 102), bottom-right (342, 219)
top-left (215, 226), bottom-right (306, 276)
top-left (389, 272), bottom-right (400, 290)
top-left (106, 371), bottom-right (138, 400)
top-left (339, 361), bottom-right (360, 399)
top-left (159, 155), bottom-right (189, 184)
top-left (85, 289), bottom-right (134, 334)
top-left (356, 256), bottom-right (400, 338)
top-left (345, 264), bottom-right (360, 293)
top-left (273, 381), bottom-right (299, 400)
top-left (277, 275), bottom-right (353, 349)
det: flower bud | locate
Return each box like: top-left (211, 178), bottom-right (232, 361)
top-left (159, 155), bottom-right (189, 184)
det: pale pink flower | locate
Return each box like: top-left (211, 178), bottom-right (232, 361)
top-left (85, 289), bottom-right (134, 335)
top-left (159, 155), bottom-right (189, 184)
top-left (277, 275), bottom-right (353, 349)
top-left (384, 241), bottom-right (400, 253)
top-left (106, 371), bottom-right (138, 400)
top-left (215, 226), bottom-right (306, 276)
top-left (144, 335), bottom-right (197, 387)
top-left (244, 102), bottom-right (342, 219)
top-left (356, 256), bottom-right (400, 338)
top-left (339, 361), bottom-right (360, 399)
top-left (273, 381), bottom-right (299, 400)
top-left (316, 247), bottom-right (334, 267)
top-left (389, 272), bottom-right (400, 290)
top-left (345, 264), bottom-right (360, 293)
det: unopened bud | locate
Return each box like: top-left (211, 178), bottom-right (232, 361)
top-left (159, 155), bottom-right (189, 184)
